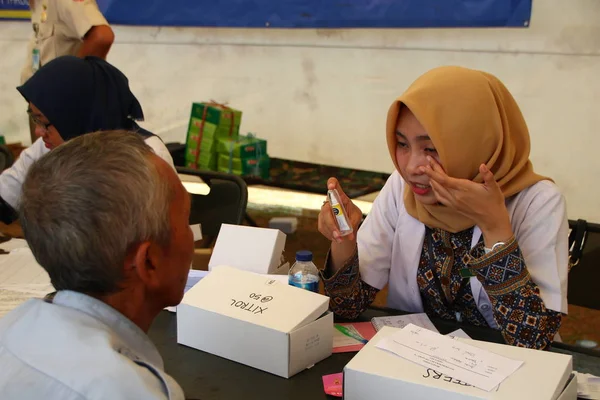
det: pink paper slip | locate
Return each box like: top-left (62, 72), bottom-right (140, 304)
top-left (332, 322), bottom-right (377, 353)
top-left (322, 373), bottom-right (343, 397)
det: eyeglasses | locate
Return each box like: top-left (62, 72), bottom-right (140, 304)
top-left (27, 108), bottom-right (52, 131)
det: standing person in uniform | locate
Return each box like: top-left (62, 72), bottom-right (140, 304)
top-left (318, 66), bottom-right (569, 350)
top-left (22, 0), bottom-right (114, 143)
top-left (0, 56), bottom-right (175, 225)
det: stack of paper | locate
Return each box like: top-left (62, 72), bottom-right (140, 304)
top-left (371, 313), bottom-right (439, 333)
top-left (375, 323), bottom-right (524, 392)
top-left (447, 328), bottom-right (471, 339)
top-left (0, 240), bottom-right (53, 319)
top-left (333, 322), bottom-right (377, 353)
top-left (165, 269), bottom-right (209, 312)
top-left (577, 372), bottom-right (600, 399)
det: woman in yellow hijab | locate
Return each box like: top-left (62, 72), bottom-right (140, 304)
top-left (318, 66), bottom-right (568, 350)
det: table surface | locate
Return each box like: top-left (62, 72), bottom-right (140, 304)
top-left (149, 308), bottom-right (600, 400)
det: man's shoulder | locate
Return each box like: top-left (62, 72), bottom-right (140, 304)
top-left (0, 348), bottom-right (85, 400)
top-left (0, 351), bottom-right (169, 400)
top-left (0, 300), bottom-right (170, 399)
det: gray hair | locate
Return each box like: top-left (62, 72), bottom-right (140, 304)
top-left (20, 131), bottom-right (172, 294)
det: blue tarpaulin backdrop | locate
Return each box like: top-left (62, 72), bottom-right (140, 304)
top-left (0, 0), bottom-right (532, 28)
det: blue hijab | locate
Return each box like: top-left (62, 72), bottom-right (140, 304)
top-left (17, 56), bottom-right (145, 141)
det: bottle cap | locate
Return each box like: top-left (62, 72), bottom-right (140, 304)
top-left (295, 250), bottom-right (313, 262)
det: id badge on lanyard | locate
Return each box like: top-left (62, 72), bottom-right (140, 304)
top-left (32, 1), bottom-right (47, 73)
top-left (32, 48), bottom-right (40, 73)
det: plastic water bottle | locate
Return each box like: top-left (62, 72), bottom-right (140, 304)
top-left (288, 250), bottom-right (320, 293)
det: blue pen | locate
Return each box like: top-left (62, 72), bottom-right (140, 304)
top-left (334, 324), bottom-right (368, 344)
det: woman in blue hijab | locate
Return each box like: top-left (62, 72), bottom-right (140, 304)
top-left (0, 56), bottom-right (174, 223)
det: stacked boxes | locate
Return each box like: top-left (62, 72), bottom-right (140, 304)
top-left (185, 102), bottom-right (242, 170)
top-left (216, 134), bottom-right (270, 179)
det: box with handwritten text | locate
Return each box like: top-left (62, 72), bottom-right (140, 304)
top-left (177, 266), bottom-right (333, 378)
top-left (344, 326), bottom-right (575, 400)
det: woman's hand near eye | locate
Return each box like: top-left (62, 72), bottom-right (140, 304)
top-left (423, 157), bottom-right (513, 247)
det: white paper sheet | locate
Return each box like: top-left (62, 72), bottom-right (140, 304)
top-left (186, 269), bottom-right (208, 290)
top-left (0, 238), bottom-right (29, 252)
top-left (375, 323), bottom-right (524, 392)
top-left (577, 372), bottom-right (600, 399)
top-left (0, 243), bottom-right (54, 319)
top-left (0, 247), bottom-right (49, 287)
top-left (447, 329), bottom-right (472, 339)
top-left (371, 313), bottom-right (439, 333)
top-left (0, 283), bottom-right (54, 296)
top-left (165, 269), bottom-right (209, 312)
top-left (190, 224), bottom-right (202, 241)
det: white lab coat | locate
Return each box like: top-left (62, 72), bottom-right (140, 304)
top-left (0, 136), bottom-right (175, 210)
top-left (358, 171), bottom-right (569, 328)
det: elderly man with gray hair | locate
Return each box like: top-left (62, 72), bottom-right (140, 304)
top-left (0, 131), bottom-right (192, 399)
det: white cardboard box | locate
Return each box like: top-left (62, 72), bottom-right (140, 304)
top-left (557, 374), bottom-right (577, 400)
top-left (344, 326), bottom-right (574, 400)
top-left (208, 224), bottom-right (287, 274)
top-left (268, 217), bottom-right (298, 234)
top-left (177, 266), bottom-right (333, 378)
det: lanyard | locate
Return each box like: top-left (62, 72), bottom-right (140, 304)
top-left (425, 230), bottom-right (470, 310)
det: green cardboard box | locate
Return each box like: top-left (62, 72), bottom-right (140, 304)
top-left (186, 137), bottom-right (216, 156)
top-left (186, 160), bottom-right (217, 171)
top-left (186, 153), bottom-right (217, 171)
top-left (218, 153), bottom-right (270, 179)
top-left (187, 118), bottom-right (239, 142)
top-left (185, 102), bottom-right (243, 172)
top-left (186, 121), bottom-right (217, 165)
top-left (187, 119), bottom-right (217, 142)
top-left (185, 136), bottom-right (216, 171)
top-left (186, 146), bottom-right (216, 162)
top-left (189, 103), bottom-right (242, 128)
top-left (216, 135), bottom-right (267, 159)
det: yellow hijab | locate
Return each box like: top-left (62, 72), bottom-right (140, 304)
top-left (386, 66), bottom-right (547, 233)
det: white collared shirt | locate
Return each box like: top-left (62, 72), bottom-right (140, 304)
top-left (357, 171), bottom-right (569, 326)
top-left (0, 290), bottom-right (184, 400)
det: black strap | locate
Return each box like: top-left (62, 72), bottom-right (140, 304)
top-left (569, 219), bottom-right (587, 268)
top-left (0, 195), bottom-right (18, 225)
top-left (131, 122), bottom-right (157, 139)
top-left (43, 291), bottom-right (57, 303)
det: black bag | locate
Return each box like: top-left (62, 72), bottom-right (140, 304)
top-left (568, 219), bottom-right (588, 270)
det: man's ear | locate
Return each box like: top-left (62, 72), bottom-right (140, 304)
top-left (129, 241), bottom-right (163, 290)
